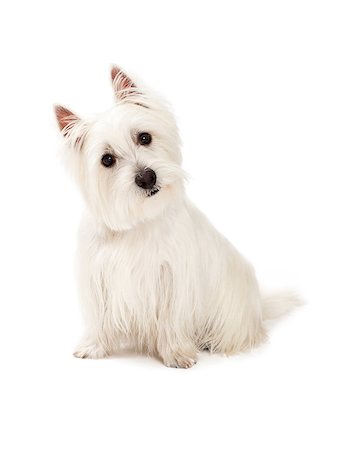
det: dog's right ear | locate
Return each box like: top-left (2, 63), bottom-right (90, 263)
top-left (54, 105), bottom-right (80, 137)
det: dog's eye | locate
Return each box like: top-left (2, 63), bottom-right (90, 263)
top-left (138, 132), bottom-right (152, 146)
top-left (101, 153), bottom-right (116, 168)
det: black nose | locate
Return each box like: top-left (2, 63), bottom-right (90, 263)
top-left (135, 168), bottom-right (157, 190)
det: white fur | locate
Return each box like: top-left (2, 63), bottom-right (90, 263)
top-left (56, 67), bottom-right (299, 368)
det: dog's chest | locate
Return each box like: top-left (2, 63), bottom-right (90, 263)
top-left (88, 222), bottom-right (171, 307)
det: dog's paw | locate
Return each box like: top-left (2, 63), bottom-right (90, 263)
top-left (163, 353), bottom-right (197, 369)
top-left (73, 341), bottom-right (107, 359)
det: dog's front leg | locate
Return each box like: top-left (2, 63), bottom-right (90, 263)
top-left (73, 332), bottom-right (108, 359)
top-left (156, 266), bottom-right (198, 369)
top-left (73, 268), bottom-right (112, 359)
top-left (157, 332), bottom-right (198, 369)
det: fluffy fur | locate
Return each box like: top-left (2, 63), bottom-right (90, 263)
top-left (55, 66), bottom-right (299, 368)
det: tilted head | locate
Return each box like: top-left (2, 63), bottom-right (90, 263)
top-left (55, 66), bottom-right (184, 231)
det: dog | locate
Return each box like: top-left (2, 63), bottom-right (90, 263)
top-left (55, 65), bottom-right (299, 368)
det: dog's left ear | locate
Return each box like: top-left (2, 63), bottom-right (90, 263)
top-left (111, 65), bottom-right (137, 100)
top-left (54, 105), bottom-right (80, 137)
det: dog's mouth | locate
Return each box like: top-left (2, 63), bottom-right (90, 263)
top-left (146, 187), bottom-right (160, 197)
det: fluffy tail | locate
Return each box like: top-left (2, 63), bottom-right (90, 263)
top-left (261, 292), bottom-right (303, 320)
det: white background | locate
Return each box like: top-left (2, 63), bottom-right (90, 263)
top-left (1, 1), bottom-right (359, 449)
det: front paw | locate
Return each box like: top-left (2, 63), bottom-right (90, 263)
top-left (73, 340), bottom-right (107, 359)
top-left (162, 352), bottom-right (198, 369)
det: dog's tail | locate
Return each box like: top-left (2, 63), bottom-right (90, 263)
top-left (261, 292), bottom-right (303, 320)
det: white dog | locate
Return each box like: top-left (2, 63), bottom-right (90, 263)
top-left (55, 66), bottom-right (299, 368)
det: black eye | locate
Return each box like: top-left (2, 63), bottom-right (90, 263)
top-left (101, 153), bottom-right (115, 168)
top-left (138, 132), bottom-right (152, 146)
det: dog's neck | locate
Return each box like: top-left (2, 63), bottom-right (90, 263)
top-left (90, 196), bottom-right (188, 241)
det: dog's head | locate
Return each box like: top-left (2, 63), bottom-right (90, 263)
top-left (55, 66), bottom-right (184, 231)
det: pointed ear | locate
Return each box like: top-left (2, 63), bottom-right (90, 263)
top-left (111, 65), bottom-right (137, 100)
top-left (54, 105), bottom-right (80, 136)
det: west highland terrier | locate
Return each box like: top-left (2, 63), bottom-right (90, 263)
top-left (55, 65), bottom-right (299, 368)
